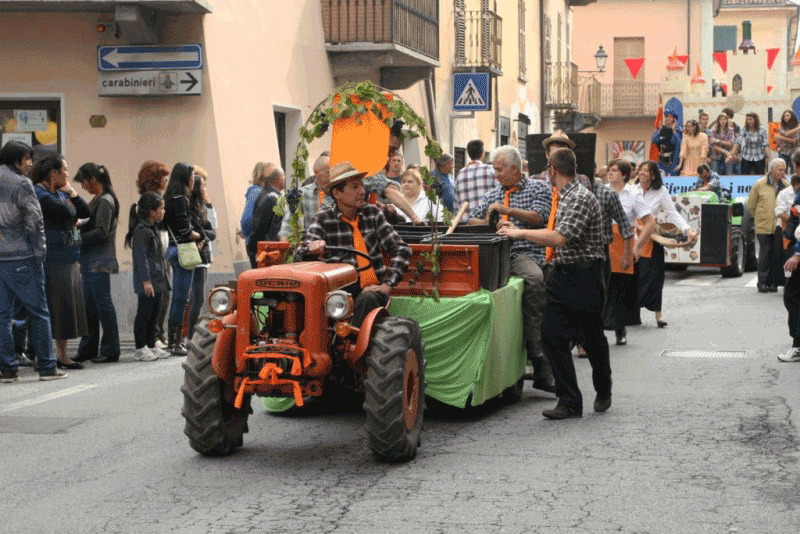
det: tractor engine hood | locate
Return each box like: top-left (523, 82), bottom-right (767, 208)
top-left (238, 261), bottom-right (359, 292)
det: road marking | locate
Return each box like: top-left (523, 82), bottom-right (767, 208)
top-left (675, 275), bottom-right (717, 286)
top-left (745, 275), bottom-right (758, 287)
top-left (0, 385), bottom-right (97, 413)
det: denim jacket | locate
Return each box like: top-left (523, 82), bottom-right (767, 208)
top-left (0, 165), bottom-right (46, 262)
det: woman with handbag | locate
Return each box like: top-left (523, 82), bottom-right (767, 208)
top-left (32, 155), bottom-right (91, 369)
top-left (163, 162), bottom-right (202, 356)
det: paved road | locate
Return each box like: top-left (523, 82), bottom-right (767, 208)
top-left (1, 269), bottom-right (799, 533)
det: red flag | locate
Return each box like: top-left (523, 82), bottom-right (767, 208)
top-left (649, 95), bottom-right (663, 163)
top-left (677, 55), bottom-right (689, 65)
top-left (712, 52), bottom-right (728, 73)
top-left (767, 48), bottom-right (780, 70)
top-left (767, 85), bottom-right (774, 94)
top-left (624, 58), bottom-right (645, 79)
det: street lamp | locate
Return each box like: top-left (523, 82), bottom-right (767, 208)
top-left (578, 44), bottom-right (608, 75)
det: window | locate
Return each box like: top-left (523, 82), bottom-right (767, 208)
top-left (714, 25), bottom-right (737, 53)
top-left (519, 0), bottom-right (526, 80)
top-left (0, 98), bottom-right (62, 161)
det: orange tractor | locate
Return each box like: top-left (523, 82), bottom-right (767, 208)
top-left (180, 245), bottom-right (425, 462)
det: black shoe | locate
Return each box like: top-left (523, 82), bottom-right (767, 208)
top-left (657, 320), bottom-right (668, 328)
top-left (73, 353), bottom-right (95, 363)
top-left (594, 394), bottom-right (612, 413)
top-left (17, 353), bottom-right (34, 367)
top-left (57, 359), bottom-right (84, 370)
top-left (91, 356), bottom-right (119, 364)
top-left (616, 335), bottom-right (627, 346)
top-left (768, 285), bottom-right (779, 293)
top-left (757, 283), bottom-right (770, 293)
top-left (39, 368), bottom-right (68, 381)
top-left (1, 369), bottom-right (19, 383)
top-left (542, 404), bottom-right (582, 420)
top-left (532, 378), bottom-right (556, 393)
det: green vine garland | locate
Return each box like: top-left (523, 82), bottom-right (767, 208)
top-left (276, 81), bottom-right (450, 299)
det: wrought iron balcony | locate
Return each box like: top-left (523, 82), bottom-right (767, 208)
top-left (544, 62), bottom-right (578, 110)
top-left (453, 9), bottom-right (502, 75)
top-left (578, 79), bottom-right (660, 118)
top-left (721, 0), bottom-right (792, 6)
top-left (322, 0), bottom-right (439, 61)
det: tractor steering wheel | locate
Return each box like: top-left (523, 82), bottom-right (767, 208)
top-left (321, 246), bottom-right (374, 273)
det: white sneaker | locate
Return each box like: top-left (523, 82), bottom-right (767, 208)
top-left (778, 348), bottom-right (800, 362)
top-left (133, 347), bottom-right (158, 362)
top-left (154, 339), bottom-right (168, 350)
top-left (151, 346), bottom-right (172, 359)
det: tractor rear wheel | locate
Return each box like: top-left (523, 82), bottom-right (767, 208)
top-left (363, 316), bottom-right (425, 462)
top-left (181, 319), bottom-right (251, 456)
top-left (720, 228), bottom-right (745, 278)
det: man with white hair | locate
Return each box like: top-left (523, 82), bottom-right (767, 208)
top-left (468, 145), bottom-right (555, 393)
top-left (748, 158), bottom-right (789, 292)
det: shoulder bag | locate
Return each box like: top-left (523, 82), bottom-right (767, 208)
top-left (167, 226), bottom-right (202, 270)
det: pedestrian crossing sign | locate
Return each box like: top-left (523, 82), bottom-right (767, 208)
top-left (453, 72), bottom-right (491, 111)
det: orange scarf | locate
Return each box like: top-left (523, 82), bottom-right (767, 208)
top-left (340, 216), bottom-right (379, 288)
top-left (502, 186), bottom-right (520, 221)
top-left (545, 187), bottom-right (559, 264)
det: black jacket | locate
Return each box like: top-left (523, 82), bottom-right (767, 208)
top-left (164, 195), bottom-right (193, 246)
top-left (247, 185), bottom-right (282, 257)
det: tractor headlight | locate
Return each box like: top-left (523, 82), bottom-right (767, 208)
top-left (325, 290), bottom-right (352, 320)
top-left (208, 287), bottom-right (235, 316)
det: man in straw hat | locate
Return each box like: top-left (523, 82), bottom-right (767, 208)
top-left (296, 161), bottom-right (411, 327)
top-left (532, 130), bottom-right (592, 189)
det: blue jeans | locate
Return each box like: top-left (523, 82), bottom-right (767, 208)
top-left (166, 246), bottom-right (194, 327)
top-left (78, 271), bottom-right (121, 360)
top-left (710, 159), bottom-right (734, 176)
top-left (0, 258), bottom-right (55, 374)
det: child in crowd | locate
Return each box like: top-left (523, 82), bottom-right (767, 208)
top-left (125, 192), bottom-right (171, 362)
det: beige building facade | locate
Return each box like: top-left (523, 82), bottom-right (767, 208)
top-left (0, 0), bottom-right (596, 327)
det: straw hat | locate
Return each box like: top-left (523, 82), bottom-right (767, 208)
top-left (542, 130), bottom-right (576, 150)
top-left (326, 161), bottom-right (367, 191)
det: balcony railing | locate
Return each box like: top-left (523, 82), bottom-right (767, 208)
top-left (544, 62), bottom-right (578, 109)
top-left (578, 80), bottom-right (660, 117)
top-left (322, 0), bottom-right (439, 61)
top-left (722, 0), bottom-right (791, 6)
top-left (454, 9), bottom-right (502, 74)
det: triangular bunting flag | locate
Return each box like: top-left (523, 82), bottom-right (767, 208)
top-left (712, 52), bottom-right (728, 73)
top-left (767, 48), bottom-right (780, 70)
top-left (624, 57), bottom-right (645, 79)
top-left (677, 55), bottom-right (689, 65)
top-left (768, 85), bottom-right (774, 94)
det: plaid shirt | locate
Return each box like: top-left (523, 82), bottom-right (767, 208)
top-left (296, 203), bottom-right (411, 287)
top-left (278, 182), bottom-right (333, 239)
top-left (709, 127), bottom-right (735, 161)
top-left (471, 177), bottom-right (551, 266)
top-left (454, 162), bottom-right (497, 221)
top-left (594, 184), bottom-right (634, 245)
top-left (364, 172), bottom-right (401, 204)
top-left (736, 128), bottom-right (768, 162)
top-left (777, 126), bottom-right (800, 156)
top-left (552, 179), bottom-right (606, 265)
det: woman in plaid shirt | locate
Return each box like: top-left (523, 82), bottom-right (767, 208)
top-left (730, 112), bottom-right (769, 175)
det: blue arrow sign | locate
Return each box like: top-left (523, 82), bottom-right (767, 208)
top-left (98, 44), bottom-right (203, 71)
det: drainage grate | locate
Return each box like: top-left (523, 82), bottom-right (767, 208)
top-left (0, 416), bottom-right (85, 434)
top-left (660, 350), bottom-right (748, 359)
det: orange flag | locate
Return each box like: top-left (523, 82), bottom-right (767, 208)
top-left (649, 94), bottom-right (663, 162)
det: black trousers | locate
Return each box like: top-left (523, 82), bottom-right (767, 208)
top-left (134, 293), bottom-right (163, 349)
top-left (784, 268), bottom-right (800, 347)
top-left (542, 260), bottom-right (612, 413)
top-left (757, 232), bottom-right (786, 287)
top-left (741, 159), bottom-right (766, 175)
top-left (351, 289), bottom-right (390, 328)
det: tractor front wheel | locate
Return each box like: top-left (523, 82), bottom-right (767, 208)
top-left (181, 319), bottom-right (251, 456)
top-left (363, 316), bottom-right (425, 462)
top-left (720, 228), bottom-right (745, 278)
